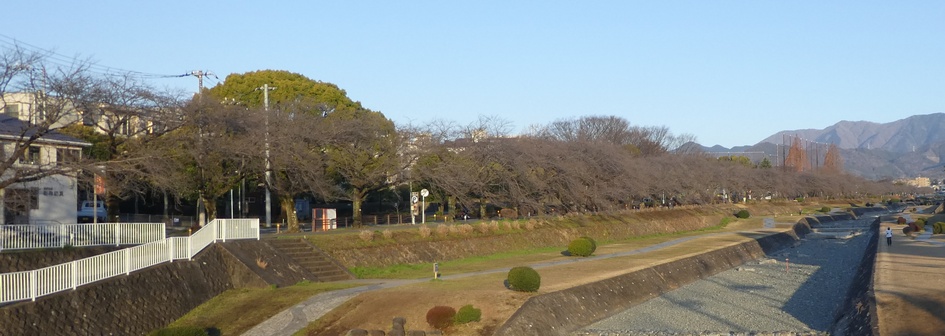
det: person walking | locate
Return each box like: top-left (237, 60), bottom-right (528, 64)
top-left (886, 227), bottom-right (893, 246)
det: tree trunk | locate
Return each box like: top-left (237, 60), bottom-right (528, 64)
top-left (479, 198), bottom-right (487, 219)
top-left (163, 191), bottom-right (169, 223)
top-left (447, 194), bottom-right (457, 222)
top-left (106, 194), bottom-right (120, 223)
top-left (280, 196), bottom-right (300, 233)
top-left (352, 188), bottom-right (364, 228)
top-left (199, 194), bottom-right (217, 223)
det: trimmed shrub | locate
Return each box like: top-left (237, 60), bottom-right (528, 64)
top-left (418, 225), bottom-right (432, 238)
top-left (897, 217), bottom-right (906, 225)
top-left (580, 236), bottom-right (598, 251)
top-left (358, 230), bottom-right (374, 242)
top-left (909, 222), bottom-right (921, 233)
top-left (507, 266), bottom-right (541, 292)
top-left (915, 218), bottom-right (927, 229)
top-left (148, 327), bottom-right (209, 336)
top-left (524, 219), bottom-right (537, 230)
top-left (568, 237), bottom-right (596, 257)
top-left (426, 305), bottom-right (456, 330)
top-left (820, 206), bottom-right (830, 213)
top-left (934, 222), bottom-right (945, 234)
top-left (458, 224), bottom-right (474, 235)
top-left (454, 304), bottom-right (482, 324)
top-left (735, 210), bottom-right (750, 219)
top-left (436, 224), bottom-right (450, 236)
top-left (903, 226), bottom-right (914, 235)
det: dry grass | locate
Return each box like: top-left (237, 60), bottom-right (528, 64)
top-left (436, 224), bottom-right (450, 237)
top-left (300, 229), bottom-right (780, 336)
top-left (419, 225), bottom-right (432, 238)
top-left (359, 230), bottom-right (374, 242)
top-left (167, 282), bottom-right (359, 336)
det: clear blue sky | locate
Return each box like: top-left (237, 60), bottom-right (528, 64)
top-left (4, 1), bottom-right (944, 147)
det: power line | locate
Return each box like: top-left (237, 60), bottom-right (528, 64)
top-left (0, 34), bottom-right (192, 79)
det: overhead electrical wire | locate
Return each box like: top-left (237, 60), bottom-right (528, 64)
top-left (0, 34), bottom-right (190, 79)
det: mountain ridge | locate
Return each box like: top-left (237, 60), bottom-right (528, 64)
top-left (696, 112), bottom-right (945, 180)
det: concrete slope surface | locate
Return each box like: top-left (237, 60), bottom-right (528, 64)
top-left (579, 217), bottom-right (875, 335)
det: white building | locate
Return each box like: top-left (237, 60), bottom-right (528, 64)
top-left (0, 96), bottom-right (91, 225)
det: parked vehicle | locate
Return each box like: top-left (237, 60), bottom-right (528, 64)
top-left (77, 200), bottom-right (107, 223)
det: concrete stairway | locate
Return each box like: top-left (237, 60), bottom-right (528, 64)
top-left (267, 238), bottom-right (354, 282)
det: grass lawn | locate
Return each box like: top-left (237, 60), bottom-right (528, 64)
top-left (160, 282), bottom-right (360, 336)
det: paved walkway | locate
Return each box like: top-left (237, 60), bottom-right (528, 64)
top-left (874, 223), bottom-right (945, 336)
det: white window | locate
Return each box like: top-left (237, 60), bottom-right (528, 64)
top-left (56, 148), bottom-right (81, 164)
top-left (4, 104), bottom-right (19, 118)
top-left (19, 146), bottom-right (41, 164)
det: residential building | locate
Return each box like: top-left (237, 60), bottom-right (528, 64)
top-left (0, 95), bottom-right (91, 224)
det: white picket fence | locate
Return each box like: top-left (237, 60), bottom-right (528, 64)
top-left (0, 223), bottom-right (166, 251)
top-left (0, 218), bottom-right (259, 304)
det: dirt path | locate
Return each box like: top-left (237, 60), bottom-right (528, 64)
top-left (874, 224), bottom-right (945, 336)
top-left (300, 223), bottom-right (791, 335)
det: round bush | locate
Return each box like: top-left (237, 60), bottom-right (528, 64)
top-left (507, 266), bottom-right (541, 292)
top-left (735, 210), bottom-right (750, 219)
top-left (148, 327), bottom-right (209, 336)
top-left (897, 216), bottom-right (906, 225)
top-left (903, 226), bottom-right (914, 235)
top-left (934, 222), bottom-right (945, 234)
top-left (580, 236), bottom-right (598, 250)
top-left (568, 237), bottom-right (596, 257)
top-left (820, 206), bottom-right (830, 213)
top-left (425, 305), bottom-right (456, 330)
top-left (454, 304), bottom-right (482, 324)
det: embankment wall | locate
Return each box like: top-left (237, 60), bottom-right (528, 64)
top-left (0, 244), bottom-right (267, 336)
top-left (494, 220), bottom-right (811, 336)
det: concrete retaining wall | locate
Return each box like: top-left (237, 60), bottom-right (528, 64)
top-left (495, 224), bottom-right (807, 336)
top-left (0, 244), bottom-right (267, 336)
top-left (0, 246), bottom-right (121, 273)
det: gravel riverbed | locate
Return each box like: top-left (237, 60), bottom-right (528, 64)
top-left (577, 217), bottom-right (876, 336)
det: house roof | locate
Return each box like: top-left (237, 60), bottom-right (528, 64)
top-left (0, 115), bottom-right (91, 147)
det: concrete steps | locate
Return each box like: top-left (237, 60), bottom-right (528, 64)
top-left (268, 238), bottom-right (354, 282)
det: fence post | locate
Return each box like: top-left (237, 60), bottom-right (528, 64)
top-left (115, 223), bottom-right (121, 246)
top-left (222, 219), bottom-right (227, 243)
top-left (30, 270), bottom-right (36, 301)
top-left (59, 224), bottom-right (65, 248)
top-left (71, 260), bottom-right (77, 290)
top-left (188, 236), bottom-right (193, 261)
top-left (125, 248), bottom-right (131, 275)
top-left (169, 238), bottom-right (175, 262)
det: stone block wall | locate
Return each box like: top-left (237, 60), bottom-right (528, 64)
top-left (0, 246), bottom-right (121, 273)
top-left (0, 244), bottom-right (266, 336)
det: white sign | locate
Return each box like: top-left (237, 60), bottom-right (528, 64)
top-left (420, 189), bottom-right (429, 197)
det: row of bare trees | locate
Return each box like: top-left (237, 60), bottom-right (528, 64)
top-left (409, 116), bottom-right (913, 219)
top-left (0, 45), bottom-right (916, 231)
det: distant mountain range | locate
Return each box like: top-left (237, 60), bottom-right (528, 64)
top-left (696, 113), bottom-right (945, 180)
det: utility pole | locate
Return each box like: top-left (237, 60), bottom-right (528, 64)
top-left (257, 84), bottom-right (276, 227)
top-left (189, 70), bottom-right (216, 92)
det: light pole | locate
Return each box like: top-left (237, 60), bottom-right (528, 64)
top-left (257, 84), bottom-right (276, 227)
top-left (420, 189), bottom-right (429, 224)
